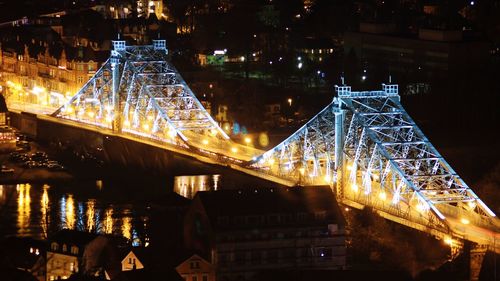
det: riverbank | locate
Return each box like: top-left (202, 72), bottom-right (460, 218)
top-left (0, 140), bottom-right (74, 184)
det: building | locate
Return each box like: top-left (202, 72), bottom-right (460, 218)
top-left (46, 229), bottom-right (97, 280)
top-left (344, 23), bottom-right (490, 80)
top-left (176, 254), bottom-right (216, 281)
top-left (120, 248), bottom-right (147, 271)
top-left (184, 187), bottom-right (346, 281)
top-left (297, 37), bottom-right (336, 63)
top-left (0, 35), bottom-right (108, 113)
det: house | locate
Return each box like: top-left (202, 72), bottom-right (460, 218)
top-left (184, 187), bottom-right (346, 281)
top-left (46, 229), bottom-right (97, 280)
top-left (176, 254), bottom-right (216, 281)
top-left (120, 247), bottom-right (147, 271)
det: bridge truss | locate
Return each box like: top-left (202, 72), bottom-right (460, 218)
top-left (251, 84), bottom-right (499, 248)
top-left (3, 39), bottom-right (497, 251)
top-left (51, 40), bottom-right (256, 161)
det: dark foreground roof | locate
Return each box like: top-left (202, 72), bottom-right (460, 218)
top-left (195, 187), bottom-right (345, 227)
top-left (49, 229), bottom-right (98, 246)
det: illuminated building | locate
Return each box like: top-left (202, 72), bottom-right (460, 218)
top-left (0, 40), bottom-right (107, 110)
top-left (176, 254), bottom-right (216, 281)
top-left (46, 230), bottom-right (97, 280)
top-left (184, 187), bottom-right (346, 281)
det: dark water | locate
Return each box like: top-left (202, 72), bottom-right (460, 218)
top-left (0, 175), bottom-right (221, 242)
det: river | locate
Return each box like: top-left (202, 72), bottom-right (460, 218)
top-left (0, 174), bottom-right (221, 243)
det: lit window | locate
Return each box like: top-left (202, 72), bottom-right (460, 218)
top-left (51, 242), bottom-right (59, 251)
top-left (62, 244), bottom-right (67, 252)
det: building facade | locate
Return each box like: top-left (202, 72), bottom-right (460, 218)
top-left (176, 254), bottom-right (216, 281)
top-left (46, 230), bottom-right (97, 280)
top-left (184, 187), bottom-right (346, 281)
top-left (0, 41), bottom-right (106, 112)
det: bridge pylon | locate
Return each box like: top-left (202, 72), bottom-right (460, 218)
top-left (249, 83), bottom-right (499, 251)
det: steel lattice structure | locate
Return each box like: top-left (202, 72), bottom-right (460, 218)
top-left (6, 39), bottom-right (496, 249)
top-left (251, 84), bottom-right (499, 246)
top-left (52, 40), bottom-right (240, 155)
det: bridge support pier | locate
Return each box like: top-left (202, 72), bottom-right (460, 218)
top-left (469, 244), bottom-right (487, 281)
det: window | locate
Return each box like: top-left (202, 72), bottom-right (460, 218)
top-left (77, 76), bottom-right (84, 84)
top-left (62, 244), bottom-right (67, 252)
top-left (71, 246), bottom-right (78, 255)
top-left (190, 261), bottom-right (200, 269)
top-left (70, 262), bottom-right (75, 272)
top-left (192, 276), bottom-right (198, 281)
top-left (51, 242), bottom-right (58, 251)
top-left (202, 275), bottom-right (208, 281)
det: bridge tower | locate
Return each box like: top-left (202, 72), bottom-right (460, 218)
top-left (111, 40), bottom-right (125, 133)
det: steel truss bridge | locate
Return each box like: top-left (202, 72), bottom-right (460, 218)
top-left (4, 41), bottom-right (500, 259)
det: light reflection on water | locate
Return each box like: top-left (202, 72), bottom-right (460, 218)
top-left (174, 174), bottom-right (221, 199)
top-left (1, 183), bottom-right (144, 242)
top-left (17, 184), bottom-right (31, 235)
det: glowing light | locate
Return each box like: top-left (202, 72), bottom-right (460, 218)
top-left (86, 200), bottom-right (96, 232)
top-left (372, 174), bottom-right (379, 180)
top-left (122, 216), bottom-right (132, 240)
top-left (231, 147), bottom-right (238, 153)
top-left (32, 86), bottom-right (44, 94)
top-left (379, 191), bottom-right (386, 201)
top-left (244, 137), bottom-right (251, 144)
top-left (124, 120), bottom-right (131, 127)
top-left (40, 185), bottom-right (49, 236)
top-left (105, 115), bottom-right (113, 123)
top-left (287, 98), bottom-right (292, 106)
top-left (240, 56), bottom-right (245, 62)
top-left (460, 218), bottom-right (470, 225)
top-left (268, 158), bottom-right (275, 165)
top-left (297, 62), bottom-right (303, 69)
top-left (168, 130), bottom-right (177, 138)
top-left (17, 184), bottom-right (31, 233)
top-left (324, 175), bottom-right (331, 183)
top-left (103, 209), bottom-right (113, 234)
top-left (142, 123), bottom-right (150, 131)
top-left (147, 115), bottom-right (154, 121)
top-left (347, 164), bottom-right (353, 171)
top-left (202, 139), bottom-right (209, 145)
top-left (65, 195), bottom-right (75, 229)
top-left (416, 204), bottom-right (426, 213)
top-left (87, 111), bottom-right (95, 118)
top-left (351, 184), bottom-right (359, 193)
top-left (467, 201), bottom-right (476, 209)
top-left (299, 167), bottom-right (305, 175)
top-left (444, 237), bottom-right (453, 246)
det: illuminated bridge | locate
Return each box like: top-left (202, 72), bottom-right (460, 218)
top-left (3, 41), bottom-right (499, 267)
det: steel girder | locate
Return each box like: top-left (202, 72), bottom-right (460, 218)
top-left (251, 84), bottom-right (496, 235)
top-left (53, 41), bottom-right (229, 149)
top-left (251, 101), bottom-right (338, 185)
top-left (339, 86), bottom-right (495, 225)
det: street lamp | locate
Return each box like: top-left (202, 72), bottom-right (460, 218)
top-left (287, 98), bottom-right (292, 106)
